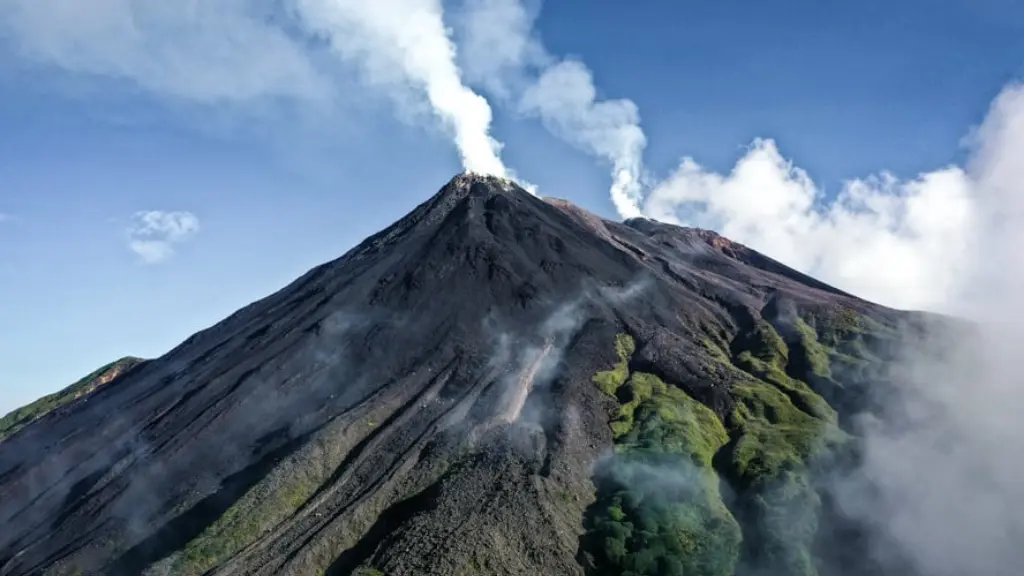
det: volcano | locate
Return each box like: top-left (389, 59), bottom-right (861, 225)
top-left (0, 174), bottom-right (924, 576)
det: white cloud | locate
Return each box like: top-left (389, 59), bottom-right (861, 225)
top-left (643, 138), bottom-right (975, 311)
top-left (959, 84), bottom-right (1024, 321)
top-left (641, 83), bottom-right (1024, 317)
top-left (0, 0), bottom-right (331, 103)
top-left (126, 210), bottom-right (199, 264)
top-left (453, 0), bottom-right (546, 97)
top-left (828, 84), bottom-right (1024, 576)
top-left (455, 0), bottom-right (647, 217)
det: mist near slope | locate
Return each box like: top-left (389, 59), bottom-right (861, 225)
top-left (825, 85), bottom-right (1024, 576)
top-left (637, 81), bottom-right (1024, 576)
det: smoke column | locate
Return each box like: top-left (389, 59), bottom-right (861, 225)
top-left (455, 0), bottom-right (647, 217)
top-left (293, 0), bottom-right (508, 176)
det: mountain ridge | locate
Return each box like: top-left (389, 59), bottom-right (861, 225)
top-left (0, 357), bottom-right (147, 444)
top-left (0, 173), bottom-right (920, 576)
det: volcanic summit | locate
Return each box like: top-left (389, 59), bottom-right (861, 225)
top-left (0, 174), bottom-right (919, 576)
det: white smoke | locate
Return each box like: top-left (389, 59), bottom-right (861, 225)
top-left (455, 0), bottom-right (647, 217)
top-left (0, 0), bottom-right (509, 177)
top-left (292, 0), bottom-right (507, 176)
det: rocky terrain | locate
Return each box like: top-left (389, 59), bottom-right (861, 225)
top-left (0, 174), bottom-right (934, 576)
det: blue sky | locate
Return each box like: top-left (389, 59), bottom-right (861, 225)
top-left (0, 0), bottom-right (1022, 413)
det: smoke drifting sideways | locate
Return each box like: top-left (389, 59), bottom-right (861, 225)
top-left (454, 0), bottom-right (648, 218)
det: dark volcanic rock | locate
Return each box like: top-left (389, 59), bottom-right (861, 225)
top-left (0, 174), bottom-right (912, 576)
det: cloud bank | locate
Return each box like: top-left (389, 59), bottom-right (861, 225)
top-left (126, 210), bottom-right (200, 264)
top-left (643, 139), bottom-right (975, 312)
top-left (827, 84), bottom-right (1024, 576)
top-left (642, 85), bottom-right (1022, 315)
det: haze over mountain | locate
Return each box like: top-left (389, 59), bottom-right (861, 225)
top-left (0, 173), bottom-right (978, 576)
top-left (2, 2), bottom-right (1024, 575)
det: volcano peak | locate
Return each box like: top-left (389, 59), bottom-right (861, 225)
top-left (444, 171), bottom-right (525, 196)
top-left (0, 172), bottom-right (914, 576)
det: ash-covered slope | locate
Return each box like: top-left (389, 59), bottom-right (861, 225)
top-left (0, 174), bottom-right (916, 576)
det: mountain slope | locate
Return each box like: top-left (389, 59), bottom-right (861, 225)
top-left (0, 174), bottom-right (918, 576)
top-left (0, 357), bottom-right (146, 443)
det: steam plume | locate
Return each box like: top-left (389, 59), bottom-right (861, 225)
top-left (0, 0), bottom-right (509, 177)
top-left (292, 0), bottom-right (508, 176)
top-left (456, 0), bottom-right (647, 217)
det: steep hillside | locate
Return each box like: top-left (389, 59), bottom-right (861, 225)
top-left (0, 357), bottom-right (146, 443)
top-left (0, 174), bottom-right (925, 576)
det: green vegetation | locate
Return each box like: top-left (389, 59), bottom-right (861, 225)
top-left (586, 334), bottom-right (742, 576)
top-left (0, 357), bottom-right (143, 442)
top-left (173, 474), bottom-right (318, 575)
top-left (170, 434), bottom-right (340, 575)
top-left (586, 319), bottom-right (860, 576)
top-left (592, 333), bottom-right (635, 397)
top-left (792, 318), bottom-right (832, 379)
top-left (353, 567), bottom-right (385, 576)
top-left (732, 319), bottom-right (836, 424)
top-left (727, 378), bottom-right (844, 576)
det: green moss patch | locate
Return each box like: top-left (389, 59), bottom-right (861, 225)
top-left (593, 333), bottom-right (635, 397)
top-left (586, 334), bottom-right (742, 576)
top-left (724, 319), bottom-right (852, 576)
top-left (584, 320), bottom-right (866, 576)
top-left (170, 434), bottom-right (339, 575)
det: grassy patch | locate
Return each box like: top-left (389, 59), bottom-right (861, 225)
top-left (804, 307), bottom-right (861, 348)
top-left (588, 334), bottom-right (742, 576)
top-left (727, 382), bottom-right (835, 487)
top-left (0, 357), bottom-right (143, 442)
top-left (726, 336), bottom-right (848, 576)
top-left (792, 318), bottom-right (832, 379)
top-left (734, 350), bottom-right (836, 425)
top-left (735, 320), bottom-right (789, 370)
top-left (170, 435), bottom-right (337, 575)
top-left (586, 321), bottom-right (865, 576)
top-left (592, 333), bottom-right (635, 397)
